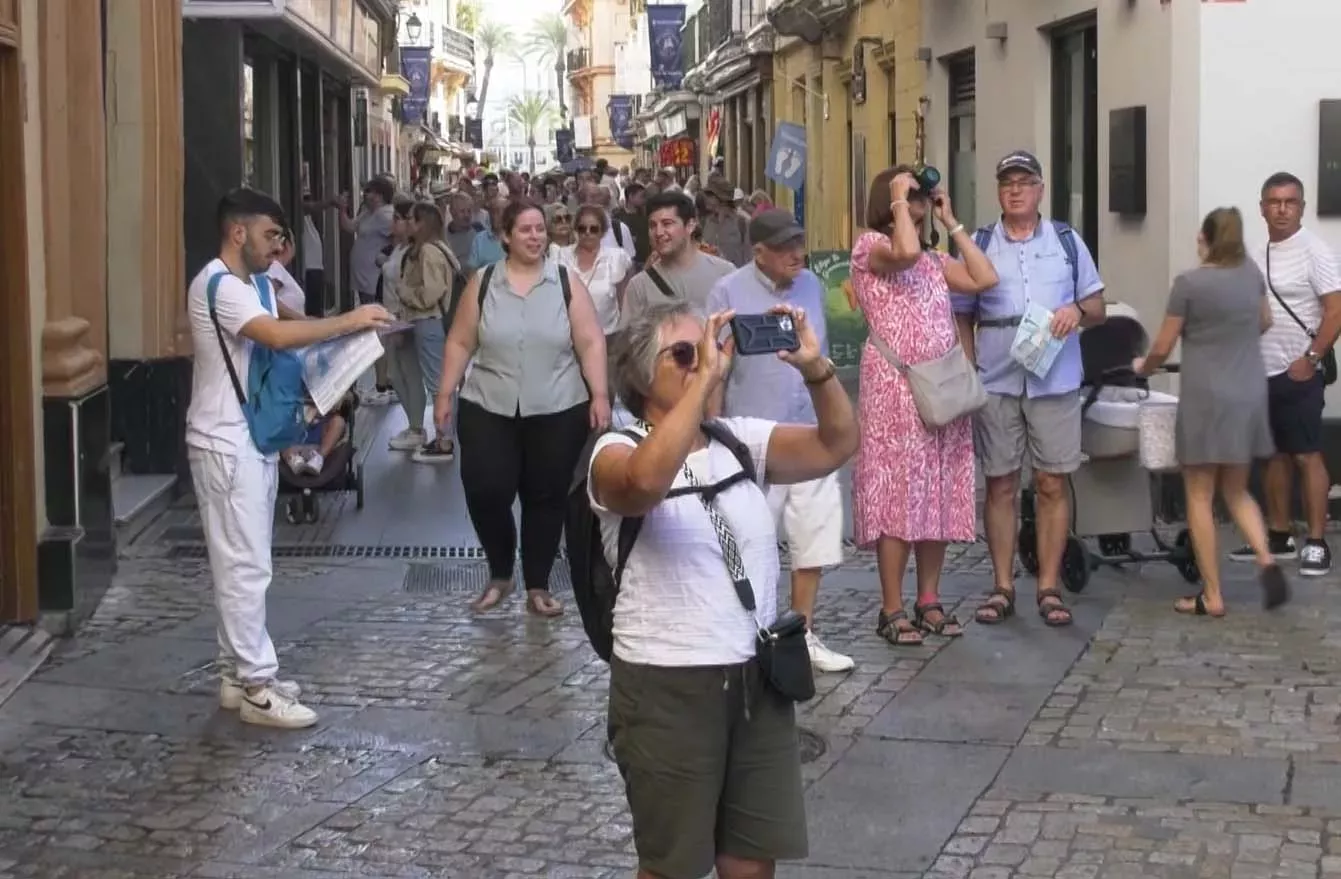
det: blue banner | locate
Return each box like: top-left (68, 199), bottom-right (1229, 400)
top-left (647, 4), bottom-right (686, 91)
top-left (766, 121), bottom-right (807, 190)
top-left (608, 95), bottom-right (635, 150)
top-left (400, 46), bottom-right (432, 125)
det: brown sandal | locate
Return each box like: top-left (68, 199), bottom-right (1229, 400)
top-left (975, 588), bottom-right (1016, 625)
top-left (526, 590), bottom-right (564, 618)
top-left (1036, 588), bottom-right (1074, 627)
top-left (876, 609), bottom-right (924, 646)
top-left (914, 602), bottom-right (964, 637)
top-left (471, 579), bottom-right (515, 612)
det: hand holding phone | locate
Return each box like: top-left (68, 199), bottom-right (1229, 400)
top-left (730, 313), bottom-right (801, 356)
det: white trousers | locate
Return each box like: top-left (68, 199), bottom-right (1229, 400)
top-left (189, 448), bottom-right (280, 684)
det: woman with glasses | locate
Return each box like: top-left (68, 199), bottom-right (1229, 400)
top-left (556, 204), bottom-right (633, 341)
top-left (546, 205), bottom-right (576, 258)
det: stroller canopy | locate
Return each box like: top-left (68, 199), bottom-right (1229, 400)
top-left (1080, 314), bottom-right (1149, 387)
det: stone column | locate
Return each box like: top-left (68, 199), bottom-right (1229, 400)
top-left (38, 0), bottom-right (107, 398)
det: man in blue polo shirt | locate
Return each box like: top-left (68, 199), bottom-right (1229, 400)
top-left (707, 209), bottom-right (854, 675)
top-left (951, 150), bottom-right (1106, 629)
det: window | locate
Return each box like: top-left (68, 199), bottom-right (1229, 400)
top-left (885, 63), bottom-right (896, 165)
top-left (1051, 21), bottom-right (1098, 259)
top-left (946, 52), bottom-right (976, 243)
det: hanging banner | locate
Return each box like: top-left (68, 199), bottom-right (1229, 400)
top-left (647, 4), bottom-right (686, 90)
top-left (705, 108), bottom-right (722, 161)
top-left (659, 136), bottom-right (696, 168)
top-left (607, 95), bottom-right (635, 150)
top-left (765, 122), bottom-right (807, 190)
top-left (400, 46), bottom-right (432, 125)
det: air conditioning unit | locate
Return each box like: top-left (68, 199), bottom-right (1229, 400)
top-left (766, 0), bottom-right (850, 44)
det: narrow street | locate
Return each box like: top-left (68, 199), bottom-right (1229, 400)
top-left (2, 407), bottom-right (1341, 878)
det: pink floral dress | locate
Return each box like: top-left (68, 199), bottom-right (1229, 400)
top-left (850, 231), bottom-right (976, 545)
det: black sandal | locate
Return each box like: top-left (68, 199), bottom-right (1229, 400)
top-left (975, 588), bottom-right (1016, 625)
top-left (1036, 588), bottom-right (1074, 627)
top-left (914, 602), bottom-right (964, 637)
top-left (876, 609), bottom-right (924, 646)
top-left (1174, 592), bottom-right (1226, 618)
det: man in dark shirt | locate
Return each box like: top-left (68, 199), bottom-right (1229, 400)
top-left (615, 182), bottom-right (651, 267)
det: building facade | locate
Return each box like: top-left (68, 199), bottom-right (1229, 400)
top-left (565, 0), bottom-right (636, 164)
top-left (768, 0), bottom-right (922, 251)
top-left (0, 0), bottom-right (185, 627)
top-left (397, 0), bottom-right (475, 185)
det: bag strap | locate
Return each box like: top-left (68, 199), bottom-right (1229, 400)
top-left (645, 265), bottom-right (677, 300)
top-left (867, 330), bottom-right (908, 372)
top-left (973, 226), bottom-right (993, 254)
top-left (612, 220), bottom-right (624, 248)
top-left (477, 262), bottom-right (497, 310)
top-left (1051, 220), bottom-right (1080, 300)
top-left (609, 427), bottom-right (644, 587)
top-left (701, 419), bottom-right (757, 483)
top-left (1265, 244), bottom-right (1317, 337)
top-left (207, 272), bottom-right (249, 409)
top-left (558, 265), bottom-right (573, 306)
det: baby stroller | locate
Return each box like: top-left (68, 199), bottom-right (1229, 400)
top-left (278, 396), bottom-right (365, 523)
top-left (1017, 305), bottom-right (1199, 593)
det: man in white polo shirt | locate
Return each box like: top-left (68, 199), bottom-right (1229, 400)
top-left (706, 209), bottom-right (854, 674)
top-left (1229, 171), bottom-right (1341, 575)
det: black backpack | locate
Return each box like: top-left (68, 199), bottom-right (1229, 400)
top-left (566, 420), bottom-right (757, 662)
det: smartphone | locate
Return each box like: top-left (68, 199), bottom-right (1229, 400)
top-left (730, 313), bottom-right (800, 356)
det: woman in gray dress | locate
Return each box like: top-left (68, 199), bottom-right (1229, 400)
top-left (1134, 207), bottom-right (1289, 616)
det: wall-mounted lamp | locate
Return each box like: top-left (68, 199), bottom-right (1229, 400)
top-left (986, 21), bottom-right (1008, 41)
top-left (915, 46), bottom-right (932, 63)
top-left (406, 13), bottom-right (423, 43)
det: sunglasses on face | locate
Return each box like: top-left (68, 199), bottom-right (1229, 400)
top-left (659, 340), bottom-right (697, 369)
top-left (577, 224), bottom-right (602, 235)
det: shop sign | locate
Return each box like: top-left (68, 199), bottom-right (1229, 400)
top-left (766, 122), bottom-right (807, 191)
top-left (661, 109), bottom-right (687, 138)
top-left (810, 250), bottom-right (866, 372)
top-left (659, 137), bottom-right (696, 169)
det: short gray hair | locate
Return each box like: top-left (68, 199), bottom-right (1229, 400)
top-left (613, 301), bottom-right (695, 419)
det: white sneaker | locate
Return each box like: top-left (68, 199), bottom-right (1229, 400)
top-left (237, 684), bottom-right (319, 729)
top-left (284, 451), bottom-right (306, 472)
top-left (388, 427), bottom-right (427, 451)
top-left (807, 631), bottom-right (855, 673)
top-left (300, 451), bottom-right (325, 475)
top-left (220, 677), bottom-right (302, 710)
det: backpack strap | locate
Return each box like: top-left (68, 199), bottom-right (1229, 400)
top-left (558, 265), bottom-right (572, 306)
top-left (612, 220), bottom-right (624, 248)
top-left (973, 225), bottom-right (994, 255)
top-left (1051, 220), bottom-right (1080, 300)
top-left (477, 262), bottom-right (497, 310)
top-left (701, 419), bottom-right (757, 483)
top-left (609, 427), bottom-right (644, 587)
top-left (206, 273), bottom-right (249, 410)
top-left (644, 265), bottom-right (677, 300)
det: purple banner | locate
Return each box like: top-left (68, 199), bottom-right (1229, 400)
top-left (647, 4), bottom-right (685, 90)
top-left (400, 46), bottom-right (432, 125)
top-left (608, 95), bottom-right (635, 150)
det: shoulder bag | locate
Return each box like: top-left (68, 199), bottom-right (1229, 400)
top-left (1266, 243), bottom-right (1337, 385)
top-left (868, 332), bottom-right (987, 428)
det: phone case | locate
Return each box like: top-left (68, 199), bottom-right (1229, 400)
top-left (731, 313), bottom-right (800, 355)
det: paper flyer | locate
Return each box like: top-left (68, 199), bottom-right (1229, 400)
top-left (300, 329), bottom-right (385, 416)
top-left (1009, 302), bottom-right (1065, 379)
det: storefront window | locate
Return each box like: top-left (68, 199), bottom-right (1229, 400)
top-left (946, 52), bottom-right (976, 247)
top-left (243, 61), bottom-right (256, 187)
top-left (1052, 22), bottom-right (1098, 259)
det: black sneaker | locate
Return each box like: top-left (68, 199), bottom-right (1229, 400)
top-left (1228, 531), bottom-right (1295, 563)
top-left (412, 439), bottom-right (455, 465)
top-left (1299, 539), bottom-right (1331, 577)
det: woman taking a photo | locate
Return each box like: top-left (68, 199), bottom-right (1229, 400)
top-left (556, 204), bottom-right (633, 340)
top-left (434, 198), bottom-right (611, 617)
top-left (851, 166), bottom-right (998, 646)
top-left (1134, 207), bottom-right (1290, 615)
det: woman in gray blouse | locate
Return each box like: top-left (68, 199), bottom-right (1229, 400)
top-left (1135, 207), bottom-right (1289, 617)
top-left (434, 198), bottom-right (611, 617)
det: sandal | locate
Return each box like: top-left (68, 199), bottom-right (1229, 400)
top-left (1174, 592), bottom-right (1226, 618)
top-left (876, 609), bottom-right (924, 646)
top-left (975, 588), bottom-right (1016, 625)
top-left (1036, 588), bottom-right (1074, 627)
top-left (470, 579), bottom-right (515, 612)
top-left (526, 590), bottom-right (564, 618)
top-left (914, 602), bottom-right (964, 637)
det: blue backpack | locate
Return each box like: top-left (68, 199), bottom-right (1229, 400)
top-left (974, 220), bottom-right (1080, 298)
top-left (206, 272), bottom-right (310, 455)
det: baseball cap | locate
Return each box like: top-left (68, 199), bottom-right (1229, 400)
top-left (996, 150), bottom-right (1043, 179)
top-left (749, 209), bottom-right (805, 249)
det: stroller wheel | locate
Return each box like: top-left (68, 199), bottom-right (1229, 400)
top-left (1174, 529), bottom-right (1201, 583)
top-left (284, 498), bottom-right (301, 525)
top-left (1062, 537), bottom-right (1091, 593)
top-left (303, 495), bottom-right (319, 524)
top-left (1018, 522), bottom-right (1040, 576)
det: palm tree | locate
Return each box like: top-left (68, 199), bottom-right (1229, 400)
top-left (474, 20), bottom-right (513, 119)
top-left (507, 92), bottom-right (557, 174)
top-left (527, 13), bottom-right (569, 122)
top-left (456, 0), bottom-right (480, 34)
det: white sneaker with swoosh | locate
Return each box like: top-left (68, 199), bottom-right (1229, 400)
top-left (219, 677), bottom-right (301, 710)
top-left (238, 685), bottom-right (318, 729)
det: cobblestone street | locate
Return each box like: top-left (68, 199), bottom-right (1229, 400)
top-left (5, 538), bottom-right (1341, 878)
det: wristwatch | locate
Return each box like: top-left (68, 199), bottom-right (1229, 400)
top-left (1306, 348), bottom-right (1323, 365)
top-left (803, 358), bottom-right (837, 386)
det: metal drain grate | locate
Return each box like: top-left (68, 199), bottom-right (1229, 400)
top-left (403, 561), bottom-right (572, 595)
top-left (165, 544), bottom-right (490, 561)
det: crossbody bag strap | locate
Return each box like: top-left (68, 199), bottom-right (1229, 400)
top-left (867, 330), bottom-right (908, 371)
top-left (1266, 244), bottom-right (1316, 337)
top-left (207, 273), bottom-right (248, 408)
top-left (645, 265), bottom-right (677, 300)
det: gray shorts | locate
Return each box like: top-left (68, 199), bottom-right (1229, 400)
top-left (975, 392), bottom-right (1083, 478)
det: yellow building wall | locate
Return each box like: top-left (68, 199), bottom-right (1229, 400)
top-left (769, 0), bottom-right (923, 252)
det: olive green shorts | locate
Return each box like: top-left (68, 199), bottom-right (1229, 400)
top-left (607, 655), bottom-right (808, 879)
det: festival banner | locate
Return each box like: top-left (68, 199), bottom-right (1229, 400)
top-left (400, 46), bottom-right (432, 126)
top-left (810, 250), bottom-right (866, 374)
top-left (647, 4), bottom-right (686, 90)
top-left (607, 95), bottom-right (635, 150)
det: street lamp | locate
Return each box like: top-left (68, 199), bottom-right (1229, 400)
top-left (406, 12), bottom-right (422, 43)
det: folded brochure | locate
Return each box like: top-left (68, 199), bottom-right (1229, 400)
top-left (1009, 302), bottom-right (1065, 379)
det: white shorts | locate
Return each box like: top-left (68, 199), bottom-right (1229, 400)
top-left (767, 472), bottom-right (845, 571)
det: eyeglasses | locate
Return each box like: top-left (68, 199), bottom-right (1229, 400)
top-left (659, 340), bottom-right (697, 369)
top-left (577, 224), bottom-right (602, 235)
top-left (998, 177), bottom-right (1041, 192)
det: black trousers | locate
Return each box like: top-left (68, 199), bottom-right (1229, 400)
top-left (303, 269), bottom-right (325, 317)
top-left (457, 399), bottom-right (591, 592)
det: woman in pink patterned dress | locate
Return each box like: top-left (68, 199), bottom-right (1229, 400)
top-left (851, 166), bottom-right (999, 646)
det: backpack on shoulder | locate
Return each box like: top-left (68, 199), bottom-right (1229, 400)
top-left (565, 420), bottom-right (756, 662)
top-left (207, 272), bottom-right (309, 455)
top-left (973, 219), bottom-right (1080, 296)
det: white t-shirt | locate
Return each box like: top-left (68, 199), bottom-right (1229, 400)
top-left (601, 215), bottom-right (637, 262)
top-left (302, 215), bottom-right (323, 274)
top-left (557, 244), bottom-right (632, 334)
top-left (1255, 227), bottom-right (1341, 376)
top-left (589, 417), bottom-right (779, 667)
top-left (266, 261), bottom-right (305, 314)
top-left (380, 243), bottom-right (409, 316)
top-left (185, 258), bottom-right (275, 460)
